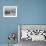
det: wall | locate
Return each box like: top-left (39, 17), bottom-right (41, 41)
top-left (0, 0), bottom-right (18, 44)
top-left (0, 0), bottom-right (46, 44)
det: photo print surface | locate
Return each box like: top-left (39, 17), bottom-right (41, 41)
top-left (18, 25), bottom-right (46, 41)
top-left (3, 6), bottom-right (17, 17)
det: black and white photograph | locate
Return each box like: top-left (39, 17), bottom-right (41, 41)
top-left (3, 6), bottom-right (17, 17)
top-left (18, 25), bottom-right (46, 46)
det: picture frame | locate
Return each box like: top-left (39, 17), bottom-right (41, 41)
top-left (3, 6), bottom-right (17, 17)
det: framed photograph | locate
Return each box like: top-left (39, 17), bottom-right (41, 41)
top-left (3, 6), bottom-right (17, 17)
top-left (18, 24), bottom-right (46, 42)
